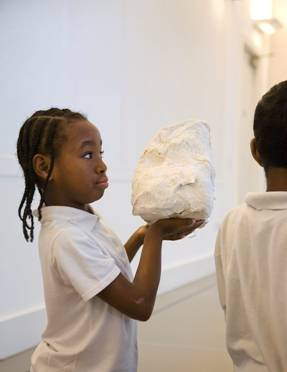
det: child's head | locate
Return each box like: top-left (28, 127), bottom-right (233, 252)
top-left (252, 80), bottom-right (287, 171)
top-left (17, 108), bottom-right (108, 242)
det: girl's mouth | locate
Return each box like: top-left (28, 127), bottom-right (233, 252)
top-left (95, 177), bottom-right (109, 189)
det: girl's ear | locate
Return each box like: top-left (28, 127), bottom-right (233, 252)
top-left (33, 154), bottom-right (53, 181)
top-left (250, 138), bottom-right (263, 167)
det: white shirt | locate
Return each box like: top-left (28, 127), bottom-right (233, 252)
top-left (215, 192), bottom-right (287, 372)
top-left (31, 206), bottom-right (137, 372)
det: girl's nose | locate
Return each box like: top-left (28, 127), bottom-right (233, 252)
top-left (95, 158), bottom-right (107, 174)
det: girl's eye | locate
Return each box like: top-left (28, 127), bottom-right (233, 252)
top-left (83, 151), bottom-right (104, 159)
top-left (83, 152), bottom-right (93, 159)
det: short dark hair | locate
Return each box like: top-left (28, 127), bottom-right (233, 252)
top-left (254, 80), bottom-right (287, 169)
top-left (17, 108), bottom-right (87, 242)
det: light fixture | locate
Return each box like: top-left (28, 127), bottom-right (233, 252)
top-left (250, 0), bottom-right (282, 35)
top-left (254, 18), bottom-right (282, 35)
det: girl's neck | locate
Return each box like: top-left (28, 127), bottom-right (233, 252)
top-left (266, 167), bottom-right (287, 192)
top-left (44, 191), bottom-right (89, 212)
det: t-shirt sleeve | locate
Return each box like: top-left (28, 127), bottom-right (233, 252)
top-left (52, 230), bottom-right (121, 302)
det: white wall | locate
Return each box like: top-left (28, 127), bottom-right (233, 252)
top-left (268, 0), bottom-right (287, 86)
top-left (0, 0), bottom-right (270, 358)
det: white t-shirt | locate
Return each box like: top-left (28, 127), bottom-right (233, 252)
top-left (31, 206), bottom-right (137, 372)
top-left (215, 192), bottom-right (287, 372)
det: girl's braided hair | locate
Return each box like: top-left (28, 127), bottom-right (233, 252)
top-left (16, 108), bottom-right (87, 242)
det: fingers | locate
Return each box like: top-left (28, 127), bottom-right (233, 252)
top-left (167, 218), bottom-right (196, 232)
top-left (153, 217), bottom-right (206, 238)
top-left (178, 218), bottom-right (205, 228)
top-left (167, 234), bottom-right (183, 241)
top-left (166, 230), bottom-right (192, 241)
top-left (175, 218), bottom-right (205, 234)
top-left (193, 219), bottom-right (205, 228)
top-left (165, 219), bottom-right (205, 240)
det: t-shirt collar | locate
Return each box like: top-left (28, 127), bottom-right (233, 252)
top-left (246, 192), bottom-right (287, 210)
top-left (34, 205), bottom-right (100, 231)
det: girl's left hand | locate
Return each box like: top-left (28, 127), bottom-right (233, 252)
top-left (163, 219), bottom-right (205, 240)
top-left (136, 219), bottom-right (205, 242)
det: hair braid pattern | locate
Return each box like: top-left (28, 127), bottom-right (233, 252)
top-left (17, 108), bottom-right (87, 242)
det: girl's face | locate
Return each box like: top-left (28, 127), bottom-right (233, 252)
top-left (46, 120), bottom-right (108, 209)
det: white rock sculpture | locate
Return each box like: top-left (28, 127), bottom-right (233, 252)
top-left (131, 119), bottom-right (215, 223)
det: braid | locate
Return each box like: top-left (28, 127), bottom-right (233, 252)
top-left (17, 108), bottom-right (87, 242)
top-left (17, 118), bottom-right (36, 222)
top-left (17, 116), bottom-right (50, 241)
top-left (37, 118), bottom-right (58, 221)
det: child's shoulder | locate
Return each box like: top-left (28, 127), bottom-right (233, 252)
top-left (217, 203), bottom-right (252, 237)
top-left (40, 218), bottom-right (88, 248)
top-left (222, 203), bottom-right (248, 223)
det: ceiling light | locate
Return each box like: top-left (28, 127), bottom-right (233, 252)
top-left (254, 18), bottom-right (282, 35)
top-left (250, 0), bottom-right (282, 34)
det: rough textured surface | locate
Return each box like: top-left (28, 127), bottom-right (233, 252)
top-left (131, 120), bottom-right (215, 222)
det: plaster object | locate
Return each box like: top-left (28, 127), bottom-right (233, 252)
top-left (131, 119), bottom-right (215, 223)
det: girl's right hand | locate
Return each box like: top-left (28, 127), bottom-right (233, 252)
top-left (149, 218), bottom-right (204, 240)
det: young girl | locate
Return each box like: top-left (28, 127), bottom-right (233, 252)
top-left (17, 108), bottom-right (203, 372)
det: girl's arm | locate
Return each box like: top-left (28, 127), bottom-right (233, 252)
top-left (98, 218), bottom-right (202, 321)
top-left (124, 225), bottom-right (148, 262)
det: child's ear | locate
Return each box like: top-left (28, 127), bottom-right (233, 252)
top-left (33, 154), bottom-right (53, 181)
top-left (250, 138), bottom-right (263, 167)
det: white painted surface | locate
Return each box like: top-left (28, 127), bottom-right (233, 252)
top-left (0, 306), bottom-right (46, 360)
top-left (0, 0), bottom-right (273, 358)
top-left (268, 0), bottom-right (287, 87)
top-left (158, 254), bottom-right (215, 295)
